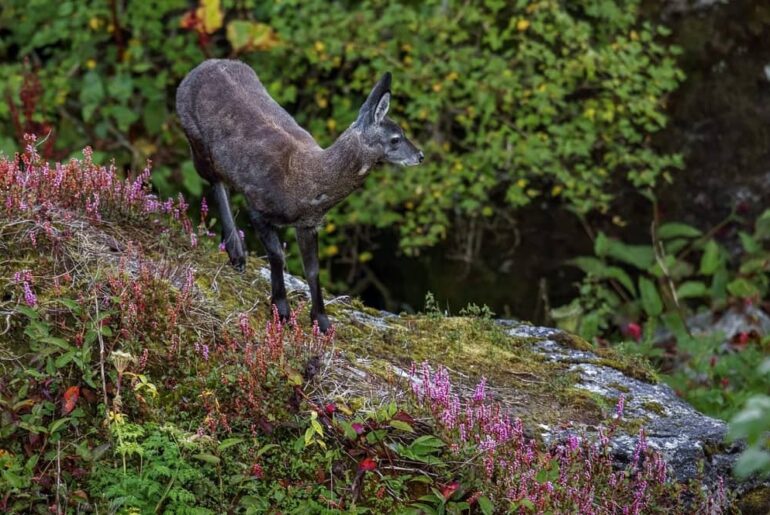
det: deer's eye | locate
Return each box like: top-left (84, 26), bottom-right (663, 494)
top-left (390, 136), bottom-right (401, 146)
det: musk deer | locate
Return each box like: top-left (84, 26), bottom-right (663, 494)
top-left (176, 59), bottom-right (423, 332)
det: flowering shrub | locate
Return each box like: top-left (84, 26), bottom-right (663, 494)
top-left (409, 362), bottom-right (727, 513)
top-left (0, 135), bottom-right (195, 245)
top-left (195, 306), bottom-right (334, 436)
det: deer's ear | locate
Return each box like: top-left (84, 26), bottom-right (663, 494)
top-left (358, 72), bottom-right (392, 125)
top-left (374, 92), bottom-right (390, 124)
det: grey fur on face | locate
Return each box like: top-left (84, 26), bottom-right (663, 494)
top-left (176, 59), bottom-right (423, 332)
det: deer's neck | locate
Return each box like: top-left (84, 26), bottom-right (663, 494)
top-left (311, 128), bottom-right (376, 204)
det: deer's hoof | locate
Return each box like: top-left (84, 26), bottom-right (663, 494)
top-left (229, 255), bottom-right (246, 272)
top-left (274, 299), bottom-right (290, 322)
top-left (314, 313), bottom-right (332, 334)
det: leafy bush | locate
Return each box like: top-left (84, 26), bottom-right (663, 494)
top-left (728, 365), bottom-right (770, 480)
top-left (555, 197), bottom-right (770, 419)
top-left (1, 0), bottom-right (683, 266)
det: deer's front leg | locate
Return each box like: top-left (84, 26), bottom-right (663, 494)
top-left (296, 227), bottom-right (331, 333)
top-left (248, 210), bottom-right (289, 321)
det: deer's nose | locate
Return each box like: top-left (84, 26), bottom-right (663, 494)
top-left (418, 151), bottom-right (424, 163)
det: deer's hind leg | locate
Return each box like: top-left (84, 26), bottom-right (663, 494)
top-left (248, 209), bottom-right (289, 321)
top-left (189, 145), bottom-right (247, 271)
top-left (210, 182), bottom-right (246, 272)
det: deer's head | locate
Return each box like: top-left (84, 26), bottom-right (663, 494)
top-left (355, 72), bottom-right (423, 167)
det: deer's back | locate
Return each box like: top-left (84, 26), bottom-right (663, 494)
top-left (176, 59), bottom-right (319, 178)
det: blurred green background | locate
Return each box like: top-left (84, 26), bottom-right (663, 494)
top-left (0, 0), bottom-right (685, 312)
top-left (2, 0), bottom-right (770, 433)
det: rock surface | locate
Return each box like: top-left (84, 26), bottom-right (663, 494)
top-left (261, 265), bottom-right (767, 509)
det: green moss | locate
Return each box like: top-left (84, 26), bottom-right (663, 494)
top-left (551, 331), bottom-right (658, 383)
top-left (333, 314), bottom-right (612, 428)
top-left (737, 486), bottom-right (770, 515)
top-left (641, 400), bottom-right (666, 416)
top-left (608, 382), bottom-right (631, 393)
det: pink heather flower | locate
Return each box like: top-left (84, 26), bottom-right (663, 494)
top-left (351, 423), bottom-right (364, 435)
top-left (616, 394), bottom-right (625, 419)
top-left (200, 197), bottom-right (209, 219)
top-left (219, 241), bottom-right (226, 252)
top-left (22, 282), bottom-right (37, 307)
top-left (194, 342), bottom-right (210, 361)
top-left (324, 403), bottom-right (336, 415)
top-left (473, 376), bottom-right (487, 403)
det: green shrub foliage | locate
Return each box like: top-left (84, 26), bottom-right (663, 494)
top-left (0, 0), bottom-right (683, 255)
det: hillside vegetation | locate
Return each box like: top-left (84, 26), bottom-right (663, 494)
top-left (0, 142), bottom-right (729, 513)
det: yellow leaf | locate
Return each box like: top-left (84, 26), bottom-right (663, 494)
top-left (226, 20), bottom-right (279, 53)
top-left (517, 19), bottom-right (530, 32)
top-left (197, 0), bottom-right (223, 34)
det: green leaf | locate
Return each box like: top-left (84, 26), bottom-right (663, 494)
top-left (755, 209), bottom-right (770, 240)
top-left (339, 421), bottom-right (358, 440)
top-left (41, 337), bottom-right (72, 350)
top-left (226, 20), bottom-right (278, 53)
top-left (57, 298), bottom-right (81, 311)
top-left (181, 160), bottom-right (204, 197)
top-left (411, 435), bottom-right (445, 449)
top-left (595, 233), bottom-right (655, 270)
top-left (657, 222), bottom-right (701, 239)
top-left (594, 232), bottom-right (610, 257)
top-left (478, 496), bottom-right (494, 515)
top-left (193, 453), bottom-right (221, 465)
top-left (15, 305), bottom-right (38, 319)
top-left (54, 350), bottom-right (76, 368)
top-left (390, 420), bottom-right (414, 432)
top-left (570, 258), bottom-right (634, 292)
top-left (699, 240), bottom-right (721, 275)
top-left (727, 278), bottom-right (759, 299)
top-left (311, 418), bottom-right (324, 437)
top-left (711, 266), bottom-right (728, 302)
top-left (217, 437), bottom-right (244, 451)
top-left (733, 448), bottom-right (770, 479)
top-left (639, 277), bottom-right (663, 316)
top-left (256, 443), bottom-right (279, 457)
top-left (48, 417), bottom-right (70, 434)
top-left (676, 281), bottom-right (708, 299)
top-left (143, 100), bottom-right (167, 135)
top-left (739, 231), bottom-right (760, 254)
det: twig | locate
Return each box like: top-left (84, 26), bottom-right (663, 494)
top-left (55, 440), bottom-right (62, 515)
top-left (95, 295), bottom-right (110, 421)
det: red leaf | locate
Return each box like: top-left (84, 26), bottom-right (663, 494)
top-left (359, 457), bottom-right (377, 472)
top-left (62, 386), bottom-right (80, 415)
top-left (626, 322), bottom-right (642, 342)
top-left (391, 410), bottom-right (415, 424)
top-left (441, 481), bottom-right (460, 500)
